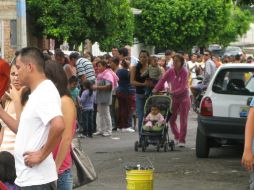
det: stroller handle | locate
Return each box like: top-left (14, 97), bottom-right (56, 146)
top-left (152, 91), bottom-right (172, 96)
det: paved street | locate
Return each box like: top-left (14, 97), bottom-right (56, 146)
top-left (77, 111), bottom-right (249, 190)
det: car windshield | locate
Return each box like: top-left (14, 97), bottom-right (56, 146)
top-left (212, 68), bottom-right (254, 95)
top-left (225, 47), bottom-right (241, 52)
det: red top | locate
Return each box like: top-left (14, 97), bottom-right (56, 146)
top-left (0, 181), bottom-right (8, 190)
top-left (0, 59), bottom-right (10, 98)
top-left (53, 121), bottom-right (76, 174)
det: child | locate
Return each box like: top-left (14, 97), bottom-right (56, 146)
top-left (68, 76), bottom-right (80, 105)
top-left (68, 76), bottom-right (82, 133)
top-left (0, 151), bottom-right (19, 190)
top-left (142, 56), bottom-right (163, 96)
top-left (78, 80), bottom-right (95, 138)
top-left (93, 60), bottom-right (119, 137)
top-left (143, 105), bottom-right (165, 132)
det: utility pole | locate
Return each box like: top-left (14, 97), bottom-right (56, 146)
top-left (16, 0), bottom-right (27, 49)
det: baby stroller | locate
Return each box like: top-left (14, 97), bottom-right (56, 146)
top-left (134, 95), bottom-right (175, 152)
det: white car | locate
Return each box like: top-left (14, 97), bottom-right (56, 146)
top-left (196, 63), bottom-right (254, 158)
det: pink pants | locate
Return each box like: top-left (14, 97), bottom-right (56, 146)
top-left (169, 96), bottom-right (190, 143)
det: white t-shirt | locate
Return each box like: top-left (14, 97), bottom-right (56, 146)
top-left (166, 59), bottom-right (173, 69)
top-left (130, 56), bottom-right (139, 67)
top-left (14, 80), bottom-right (62, 187)
top-left (187, 61), bottom-right (198, 78)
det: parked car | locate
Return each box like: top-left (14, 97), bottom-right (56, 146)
top-left (223, 46), bottom-right (243, 57)
top-left (208, 44), bottom-right (224, 57)
top-left (196, 63), bottom-right (254, 158)
top-left (152, 53), bottom-right (165, 58)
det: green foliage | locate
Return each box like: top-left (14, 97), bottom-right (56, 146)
top-left (82, 0), bottom-right (134, 50)
top-left (132, 0), bottom-right (253, 51)
top-left (26, 0), bottom-right (134, 51)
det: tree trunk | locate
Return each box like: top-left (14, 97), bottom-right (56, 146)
top-left (54, 39), bottom-right (62, 49)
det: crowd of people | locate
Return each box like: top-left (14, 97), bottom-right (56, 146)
top-left (0, 45), bottom-right (252, 189)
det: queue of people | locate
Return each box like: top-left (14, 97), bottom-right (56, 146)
top-left (1, 45), bottom-right (252, 189)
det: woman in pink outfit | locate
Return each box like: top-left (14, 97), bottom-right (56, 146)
top-left (153, 54), bottom-right (190, 147)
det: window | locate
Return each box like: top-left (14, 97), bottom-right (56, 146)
top-left (10, 20), bottom-right (17, 47)
top-left (212, 68), bottom-right (254, 95)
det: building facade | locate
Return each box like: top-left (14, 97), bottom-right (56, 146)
top-left (0, 0), bottom-right (27, 62)
top-left (0, 0), bottom-right (17, 61)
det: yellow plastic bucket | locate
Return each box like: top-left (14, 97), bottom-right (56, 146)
top-left (126, 169), bottom-right (153, 190)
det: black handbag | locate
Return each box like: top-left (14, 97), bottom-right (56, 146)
top-left (71, 140), bottom-right (97, 188)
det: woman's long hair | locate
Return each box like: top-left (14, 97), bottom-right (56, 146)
top-left (83, 80), bottom-right (93, 97)
top-left (45, 60), bottom-right (71, 97)
top-left (0, 151), bottom-right (16, 184)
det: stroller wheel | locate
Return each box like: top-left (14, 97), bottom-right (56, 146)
top-left (142, 141), bottom-right (146, 152)
top-left (156, 142), bottom-right (160, 152)
top-left (134, 141), bottom-right (139, 152)
top-left (170, 140), bottom-right (175, 151)
top-left (164, 143), bottom-right (168, 152)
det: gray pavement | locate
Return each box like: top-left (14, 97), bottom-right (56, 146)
top-left (76, 111), bottom-right (249, 190)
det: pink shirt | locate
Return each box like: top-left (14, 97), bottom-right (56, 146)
top-left (154, 67), bottom-right (189, 99)
top-left (53, 121), bottom-right (76, 174)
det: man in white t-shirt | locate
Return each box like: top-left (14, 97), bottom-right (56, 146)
top-left (187, 53), bottom-right (198, 79)
top-left (0, 47), bottom-right (65, 189)
top-left (124, 45), bottom-right (139, 67)
top-left (165, 50), bottom-right (174, 69)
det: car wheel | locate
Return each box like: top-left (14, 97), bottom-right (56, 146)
top-left (196, 127), bottom-right (210, 158)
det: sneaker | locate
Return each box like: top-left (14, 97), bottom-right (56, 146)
top-left (93, 131), bottom-right (102, 136)
top-left (77, 134), bottom-right (86, 138)
top-left (117, 128), bottom-right (122, 132)
top-left (124, 127), bottom-right (135, 133)
top-left (178, 142), bottom-right (185, 148)
top-left (76, 128), bottom-right (82, 133)
top-left (102, 132), bottom-right (111, 137)
top-left (174, 139), bottom-right (179, 145)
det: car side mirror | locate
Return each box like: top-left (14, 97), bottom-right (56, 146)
top-left (247, 97), bottom-right (253, 106)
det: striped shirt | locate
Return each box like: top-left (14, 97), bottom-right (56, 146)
top-left (0, 100), bottom-right (16, 154)
top-left (76, 58), bottom-right (96, 81)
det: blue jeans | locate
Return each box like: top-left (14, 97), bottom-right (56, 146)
top-left (135, 94), bottom-right (146, 133)
top-left (82, 109), bottom-right (94, 137)
top-left (57, 169), bottom-right (73, 190)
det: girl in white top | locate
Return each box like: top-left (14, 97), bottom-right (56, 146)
top-left (0, 64), bottom-right (28, 154)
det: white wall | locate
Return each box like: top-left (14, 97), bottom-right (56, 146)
top-left (91, 39), bottom-right (154, 58)
top-left (92, 42), bottom-right (108, 56)
top-left (230, 23), bottom-right (254, 46)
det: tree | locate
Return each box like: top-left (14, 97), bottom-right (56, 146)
top-left (26, 0), bottom-right (134, 51)
top-left (81, 0), bottom-right (134, 51)
top-left (131, 0), bottom-right (253, 52)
